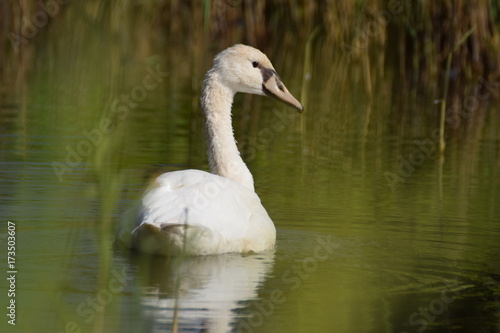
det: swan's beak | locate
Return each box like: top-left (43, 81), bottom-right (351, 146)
top-left (262, 71), bottom-right (303, 112)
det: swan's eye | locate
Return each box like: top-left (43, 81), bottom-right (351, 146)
top-left (252, 61), bottom-right (259, 68)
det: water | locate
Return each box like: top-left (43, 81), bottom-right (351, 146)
top-left (1, 5), bottom-right (500, 333)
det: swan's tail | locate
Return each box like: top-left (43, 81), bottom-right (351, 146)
top-left (129, 222), bottom-right (186, 255)
top-left (130, 222), bottom-right (213, 255)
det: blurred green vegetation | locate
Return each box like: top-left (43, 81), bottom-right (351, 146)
top-left (1, 1), bottom-right (499, 165)
top-left (2, 0), bottom-right (500, 99)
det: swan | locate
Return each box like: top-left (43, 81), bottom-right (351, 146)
top-left (116, 44), bottom-right (303, 255)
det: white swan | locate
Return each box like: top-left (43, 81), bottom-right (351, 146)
top-left (117, 44), bottom-right (303, 255)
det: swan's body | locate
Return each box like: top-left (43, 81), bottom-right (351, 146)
top-left (117, 44), bottom-right (302, 255)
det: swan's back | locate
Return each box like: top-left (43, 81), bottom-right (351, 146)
top-left (116, 170), bottom-right (276, 255)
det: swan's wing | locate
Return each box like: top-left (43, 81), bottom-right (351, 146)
top-left (117, 169), bottom-right (275, 255)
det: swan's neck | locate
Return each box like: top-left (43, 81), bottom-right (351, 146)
top-left (201, 70), bottom-right (255, 191)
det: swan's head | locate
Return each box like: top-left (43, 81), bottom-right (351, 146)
top-left (212, 44), bottom-right (303, 111)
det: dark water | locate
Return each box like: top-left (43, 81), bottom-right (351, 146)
top-left (1, 5), bottom-right (500, 333)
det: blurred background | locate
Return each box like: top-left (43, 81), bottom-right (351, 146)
top-left (1, 1), bottom-right (500, 332)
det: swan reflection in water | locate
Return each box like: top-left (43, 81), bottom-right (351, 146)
top-left (128, 250), bottom-right (275, 332)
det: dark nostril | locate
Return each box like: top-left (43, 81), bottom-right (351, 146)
top-left (277, 81), bottom-right (285, 92)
